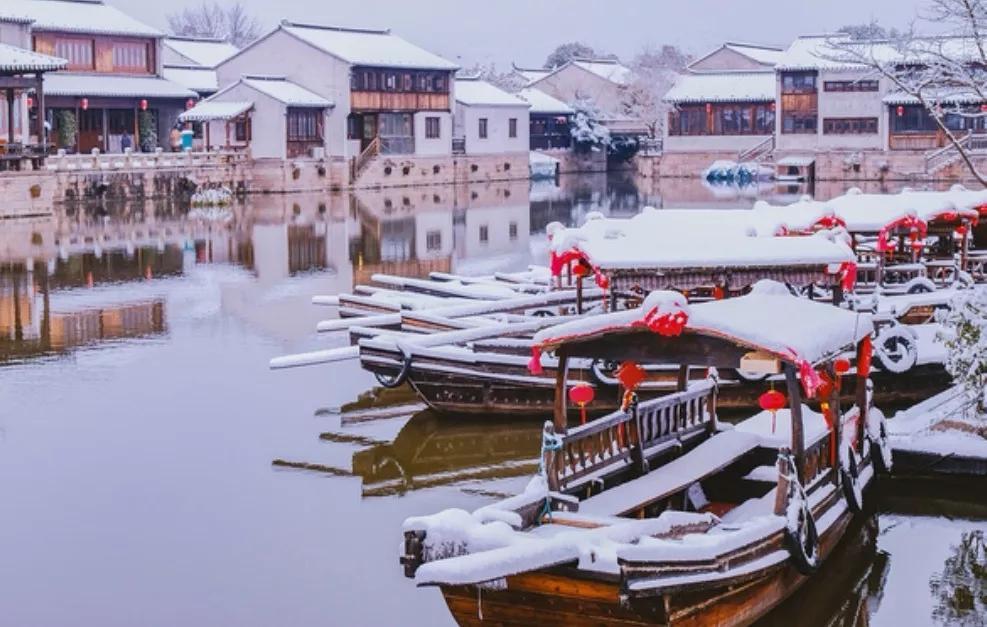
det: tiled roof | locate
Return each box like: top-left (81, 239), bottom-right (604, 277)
top-left (0, 0), bottom-right (163, 38)
top-left (517, 88), bottom-right (573, 114)
top-left (455, 78), bottom-right (528, 107)
top-left (277, 21), bottom-right (458, 70)
top-left (180, 100), bottom-right (252, 122)
top-left (237, 75), bottom-right (332, 107)
top-left (664, 71), bottom-right (776, 103)
top-left (43, 73), bottom-right (196, 98)
top-left (164, 37), bottom-right (239, 68)
top-left (0, 42), bottom-right (66, 72)
top-left (162, 65), bottom-right (219, 94)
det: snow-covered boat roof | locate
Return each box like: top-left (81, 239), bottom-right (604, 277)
top-left (454, 77), bottom-right (529, 107)
top-left (163, 37), bottom-right (238, 68)
top-left (0, 42), bottom-right (66, 73)
top-left (550, 208), bottom-right (855, 271)
top-left (222, 75), bottom-right (332, 107)
top-left (0, 0), bottom-right (164, 38)
top-left (534, 282), bottom-right (874, 366)
top-left (43, 73), bottom-right (196, 99)
top-left (664, 71), bottom-right (776, 104)
top-left (179, 100), bottom-right (252, 122)
top-left (825, 189), bottom-right (979, 232)
top-left (162, 65), bottom-right (218, 94)
top-left (275, 21), bottom-right (458, 70)
top-left (517, 88), bottom-right (573, 115)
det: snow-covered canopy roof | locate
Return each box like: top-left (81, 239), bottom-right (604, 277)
top-left (274, 21), bottom-right (458, 70)
top-left (162, 65), bottom-right (218, 94)
top-left (533, 283), bottom-right (873, 366)
top-left (0, 0), bottom-right (163, 38)
top-left (43, 73), bottom-right (196, 99)
top-left (228, 76), bottom-right (333, 107)
top-left (0, 42), bottom-right (66, 73)
top-left (163, 37), bottom-right (239, 68)
top-left (454, 78), bottom-right (529, 107)
top-left (664, 71), bottom-right (776, 104)
top-left (179, 100), bottom-right (252, 122)
top-left (517, 88), bottom-right (573, 115)
top-left (825, 189), bottom-right (980, 232)
top-left (550, 208), bottom-right (855, 272)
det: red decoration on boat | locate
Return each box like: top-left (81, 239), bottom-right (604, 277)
top-left (798, 360), bottom-right (823, 398)
top-left (758, 389), bottom-right (786, 434)
top-left (838, 261), bottom-right (857, 292)
top-left (568, 382), bottom-right (595, 424)
top-left (616, 361), bottom-right (646, 391)
top-left (713, 285), bottom-right (725, 300)
top-left (957, 225), bottom-right (969, 236)
top-left (858, 336), bottom-right (872, 378)
top-left (834, 357), bottom-right (851, 375)
top-left (637, 307), bottom-right (688, 337)
top-left (528, 346), bottom-right (544, 375)
top-left (572, 261), bottom-right (588, 277)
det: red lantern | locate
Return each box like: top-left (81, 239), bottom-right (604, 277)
top-left (26, 96), bottom-right (34, 108)
top-left (616, 361), bottom-right (646, 411)
top-left (568, 381), bottom-right (595, 424)
top-left (139, 99), bottom-right (148, 111)
top-left (80, 97), bottom-right (89, 111)
top-left (858, 336), bottom-right (872, 378)
top-left (713, 285), bottom-right (725, 300)
top-left (981, 103), bottom-right (987, 113)
top-left (834, 358), bottom-right (851, 375)
top-left (572, 261), bottom-right (588, 277)
top-left (957, 224), bottom-right (969, 236)
top-left (186, 98), bottom-right (196, 110)
top-left (896, 105), bottom-right (904, 117)
top-left (758, 389), bottom-right (787, 433)
top-left (705, 102), bottom-right (712, 114)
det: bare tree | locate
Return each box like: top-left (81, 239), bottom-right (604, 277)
top-left (543, 42), bottom-right (615, 69)
top-left (622, 45), bottom-right (691, 138)
top-left (168, 2), bottom-right (261, 48)
top-left (824, 0), bottom-right (987, 184)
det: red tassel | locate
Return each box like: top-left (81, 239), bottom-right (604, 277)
top-left (528, 346), bottom-right (544, 375)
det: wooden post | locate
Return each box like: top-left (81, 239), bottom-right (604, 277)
top-left (784, 362), bottom-right (806, 484)
top-left (676, 364), bottom-right (690, 430)
top-left (205, 122), bottom-right (211, 152)
top-left (575, 274), bottom-right (583, 314)
top-left (774, 448), bottom-right (791, 516)
top-left (855, 339), bottom-right (868, 446)
top-left (961, 225), bottom-right (969, 272)
top-left (6, 88), bottom-right (14, 144)
top-left (553, 350), bottom-right (569, 434)
top-left (829, 364), bottom-right (842, 484)
top-left (35, 73), bottom-right (45, 149)
top-left (832, 283), bottom-right (843, 306)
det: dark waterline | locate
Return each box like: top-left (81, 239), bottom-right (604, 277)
top-left (1, 174), bottom-right (985, 626)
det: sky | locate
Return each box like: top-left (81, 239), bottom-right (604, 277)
top-left (110, 0), bottom-right (931, 68)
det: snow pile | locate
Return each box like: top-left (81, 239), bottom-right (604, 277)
top-left (620, 514), bottom-right (783, 563)
top-left (190, 186), bottom-right (233, 207)
top-left (703, 160), bottom-right (774, 185)
top-left (187, 206), bottom-right (233, 223)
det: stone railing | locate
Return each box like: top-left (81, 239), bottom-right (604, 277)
top-left (43, 148), bottom-right (250, 172)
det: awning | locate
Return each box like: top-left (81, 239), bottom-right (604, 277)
top-left (43, 73), bottom-right (197, 99)
top-left (180, 101), bottom-right (253, 122)
top-left (0, 42), bottom-right (66, 73)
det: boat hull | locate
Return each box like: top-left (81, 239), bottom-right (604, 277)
top-left (436, 506), bottom-right (859, 627)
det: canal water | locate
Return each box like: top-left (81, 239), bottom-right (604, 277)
top-left (1, 174), bottom-right (985, 626)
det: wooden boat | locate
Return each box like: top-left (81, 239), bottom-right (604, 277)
top-left (400, 283), bottom-right (890, 626)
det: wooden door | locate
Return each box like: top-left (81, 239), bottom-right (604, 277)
top-left (361, 114), bottom-right (377, 151)
top-left (78, 109), bottom-right (103, 153)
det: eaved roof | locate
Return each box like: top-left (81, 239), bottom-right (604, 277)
top-left (511, 63), bottom-right (552, 85)
top-left (162, 65), bottom-right (219, 94)
top-left (43, 73), bottom-right (196, 98)
top-left (231, 75), bottom-right (332, 107)
top-left (0, 0), bottom-right (163, 38)
top-left (883, 87), bottom-right (985, 106)
top-left (570, 58), bottom-right (636, 85)
top-left (0, 42), bottom-right (66, 73)
top-left (179, 100), bottom-right (253, 122)
top-left (454, 77), bottom-right (529, 107)
top-left (534, 283), bottom-right (873, 367)
top-left (275, 21), bottom-right (458, 70)
top-left (517, 87), bottom-right (573, 115)
top-left (664, 71), bottom-right (776, 104)
top-left (164, 37), bottom-right (239, 68)
top-left (776, 34), bottom-right (901, 71)
top-left (689, 42), bottom-right (784, 71)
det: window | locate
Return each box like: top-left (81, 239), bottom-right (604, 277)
top-left (235, 117), bottom-right (251, 142)
top-left (287, 109), bottom-right (322, 141)
top-left (824, 80), bottom-right (879, 92)
top-left (669, 103), bottom-right (773, 136)
top-left (346, 114), bottom-right (361, 140)
top-left (426, 230), bottom-right (442, 252)
top-left (891, 105), bottom-right (941, 133)
top-left (478, 118), bottom-right (488, 139)
top-left (781, 72), bottom-right (817, 93)
top-left (112, 41), bottom-right (149, 73)
top-left (823, 117), bottom-right (878, 134)
top-left (425, 116), bottom-right (440, 139)
top-left (54, 37), bottom-right (94, 71)
top-left (479, 225), bottom-right (489, 243)
top-left (782, 113), bottom-right (817, 134)
top-left (508, 118), bottom-right (518, 138)
top-left (509, 221), bottom-right (518, 241)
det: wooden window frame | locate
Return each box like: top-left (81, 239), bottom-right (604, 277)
top-left (425, 116), bottom-right (441, 139)
top-left (822, 117), bottom-right (878, 134)
top-left (54, 36), bottom-right (95, 71)
top-left (508, 117), bottom-right (518, 138)
top-left (478, 117), bottom-right (488, 139)
top-left (823, 80), bottom-right (879, 92)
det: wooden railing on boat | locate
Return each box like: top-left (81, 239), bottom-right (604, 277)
top-left (550, 381), bottom-right (717, 491)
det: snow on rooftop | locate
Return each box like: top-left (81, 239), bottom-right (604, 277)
top-left (43, 73), bottom-right (196, 99)
top-left (517, 87), bottom-right (573, 114)
top-left (512, 64), bottom-right (552, 85)
top-left (0, 42), bottom-right (66, 73)
top-left (279, 21), bottom-right (458, 70)
top-left (723, 43), bottom-right (785, 66)
top-left (664, 71), bottom-right (776, 104)
top-left (0, 0), bottom-right (163, 38)
top-left (179, 100), bottom-right (252, 122)
top-left (163, 38), bottom-right (239, 68)
top-left (570, 59), bottom-right (636, 85)
top-left (454, 78), bottom-right (529, 107)
top-left (238, 76), bottom-right (332, 107)
top-left (825, 189), bottom-right (979, 232)
top-left (162, 65), bottom-right (218, 94)
top-left (534, 282), bottom-right (874, 366)
top-left (883, 88), bottom-right (985, 106)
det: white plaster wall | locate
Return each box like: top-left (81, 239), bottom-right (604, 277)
top-left (413, 111), bottom-right (452, 156)
top-left (663, 134), bottom-right (768, 153)
top-left (455, 103), bottom-right (529, 155)
top-left (215, 30), bottom-right (351, 156)
top-left (0, 22), bottom-right (31, 48)
top-left (209, 83), bottom-right (287, 159)
top-left (461, 203), bottom-right (530, 257)
top-left (816, 69), bottom-right (885, 150)
top-left (533, 66), bottom-right (623, 114)
top-left (689, 48), bottom-right (771, 72)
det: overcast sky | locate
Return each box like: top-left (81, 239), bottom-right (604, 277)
top-left (110, 0), bottom-right (931, 68)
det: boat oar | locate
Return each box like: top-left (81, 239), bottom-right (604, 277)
top-left (269, 345), bottom-right (360, 370)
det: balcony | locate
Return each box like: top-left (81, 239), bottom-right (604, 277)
top-left (351, 91), bottom-right (450, 112)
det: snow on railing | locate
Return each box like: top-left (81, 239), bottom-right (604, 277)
top-left (737, 135), bottom-right (775, 164)
top-left (44, 148), bottom-right (248, 172)
top-left (925, 131), bottom-right (972, 174)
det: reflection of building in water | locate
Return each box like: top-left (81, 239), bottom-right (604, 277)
top-left (0, 266), bottom-right (166, 363)
top-left (529, 172), bottom-right (662, 229)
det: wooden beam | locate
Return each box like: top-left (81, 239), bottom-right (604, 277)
top-left (0, 76), bottom-right (35, 89)
top-left (35, 73), bottom-right (45, 147)
top-left (554, 350), bottom-right (569, 433)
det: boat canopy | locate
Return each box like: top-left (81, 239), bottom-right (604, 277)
top-left (825, 189), bottom-right (979, 233)
top-left (532, 281), bottom-right (873, 368)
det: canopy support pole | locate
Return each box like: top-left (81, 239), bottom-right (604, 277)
top-left (855, 339), bottom-right (868, 446)
top-left (829, 364), bottom-right (842, 485)
top-left (784, 362), bottom-right (806, 484)
top-left (553, 350), bottom-right (568, 434)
